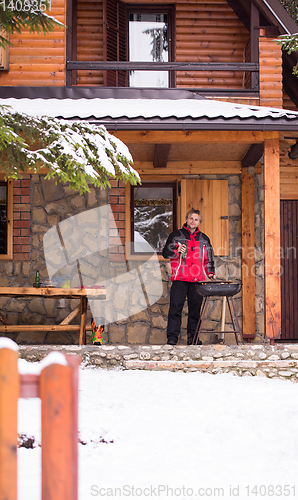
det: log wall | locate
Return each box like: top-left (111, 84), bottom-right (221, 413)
top-left (175, 0), bottom-right (249, 89)
top-left (76, 0), bottom-right (104, 86)
top-left (75, 0), bottom-right (250, 89)
top-left (259, 36), bottom-right (283, 108)
top-left (0, 0), bottom-right (66, 86)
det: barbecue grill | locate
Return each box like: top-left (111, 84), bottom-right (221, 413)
top-left (193, 281), bottom-right (243, 345)
top-left (196, 280), bottom-right (242, 297)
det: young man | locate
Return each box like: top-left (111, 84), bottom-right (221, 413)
top-left (162, 208), bottom-right (216, 345)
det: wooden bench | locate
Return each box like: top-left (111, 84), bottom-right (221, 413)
top-left (0, 287), bottom-right (105, 345)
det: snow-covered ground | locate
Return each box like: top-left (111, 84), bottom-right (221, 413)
top-left (18, 364), bottom-right (298, 500)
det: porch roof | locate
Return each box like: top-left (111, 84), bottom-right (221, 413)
top-left (1, 93), bottom-right (298, 132)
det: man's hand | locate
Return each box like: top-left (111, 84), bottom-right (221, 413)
top-left (177, 243), bottom-right (187, 254)
top-left (208, 274), bottom-right (216, 280)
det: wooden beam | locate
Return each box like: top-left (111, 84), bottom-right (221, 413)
top-left (250, 1), bottom-right (260, 89)
top-left (153, 144), bottom-right (171, 168)
top-left (135, 160), bottom-right (242, 175)
top-left (67, 61), bottom-right (259, 72)
top-left (241, 143), bottom-right (264, 168)
top-left (264, 138), bottom-right (281, 342)
top-left (112, 130), bottom-right (279, 144)
top-left (241, 167), bottom-right (256, 338)
top-left (225, 0), bottom-right (250, 30)
top-left (66, 0), bottom-right (73, 87)
top-left (134, 161), bottom-right (262, 176)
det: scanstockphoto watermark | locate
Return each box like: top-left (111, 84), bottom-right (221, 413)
top-left (90, 484), bottom-right (297, 497)
top-left (0, 0), bottom-right (51, 11)
top-left (90, 484), bottom-right (225, 497)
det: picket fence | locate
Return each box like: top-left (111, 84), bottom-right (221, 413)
top-left (0, 339), bottom-right (80, 500)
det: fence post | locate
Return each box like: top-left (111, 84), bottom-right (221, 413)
top-left (0, 341), bottom-right (19, 500)
top-left (40, 361), bottom-right (75, 500)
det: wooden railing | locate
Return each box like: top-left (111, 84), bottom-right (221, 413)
top-left (0, 341), bottom-right (80, 500)
top-left (67, 61), bottom-right (259, 73)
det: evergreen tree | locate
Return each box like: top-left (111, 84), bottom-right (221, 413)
top-left (0, 105), bottom-right (140, 193)
top-left (277, 0), bottom-right (298, 75)
top-left (0, 0), bottom-right (63, 47)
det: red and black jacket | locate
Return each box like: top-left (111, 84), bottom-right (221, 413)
top-left (162, 224), bottom-right (215, 282)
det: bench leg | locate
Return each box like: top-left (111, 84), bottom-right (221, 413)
top-left (79, 297), bottom-right (87, 345)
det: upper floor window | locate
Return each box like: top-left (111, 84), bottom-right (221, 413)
top-left (103, 0), bottom-right (174, 88)
top-left (129, 11), bottom-right (169, 88)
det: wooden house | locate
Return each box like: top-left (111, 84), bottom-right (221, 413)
top-left (0, 0), bottom-right (298, 345)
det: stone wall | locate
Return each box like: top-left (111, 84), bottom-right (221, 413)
top-left (19, 344), bottom-right (298, 382)
top-left (0, 171), bottom-right (265, 345)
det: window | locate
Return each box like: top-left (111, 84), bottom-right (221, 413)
top-left (131, 182), bottom-right (176, 254)
top-left (103, 0), bottom-right (174, 87)
top-left (0, 179), bottom-right (13, 260)
top-left (129, 11), bottom-right (169, 88)
top-left (124, 177), bottom-right (228, 260)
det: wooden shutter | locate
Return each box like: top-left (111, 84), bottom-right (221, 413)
top-left (180, 179), bottom-right (229, 256)
top-left (103, 0), bottom-right (127, 87)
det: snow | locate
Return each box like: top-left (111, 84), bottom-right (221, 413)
top-left (2, 97), bottom-right (298, 122)
top-left (17, 353), bottom-right (68, 375)
top-left (0, 337), bottom-right (19, 351)
top-left (17, 365), bottom-right (298, 500)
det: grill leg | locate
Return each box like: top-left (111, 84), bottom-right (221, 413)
top-left (230, 296), bottom-right (244, 344)
top-left (192, 296), bottom-right (208, 345)
top-left (226, 297), bottom-right (243, 345)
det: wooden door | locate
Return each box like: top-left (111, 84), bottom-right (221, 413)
top-left (280, 200), bottom-right (298, 340)
top-left (180, 179), bottom-right (229, 256)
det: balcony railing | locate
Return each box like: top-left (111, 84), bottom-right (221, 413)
top-left (67, 61), bottom-right (259, 73)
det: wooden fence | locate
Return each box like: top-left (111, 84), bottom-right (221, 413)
top-left (0, 340), bottom-right (80, 500)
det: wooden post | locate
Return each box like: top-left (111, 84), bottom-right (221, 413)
top-left (241, 167), bottom-right (256, 339)
top-left (79, 296), bottom-right (88, 345)
top-left (264, 138), bottom-right (281, 341)
top-left (0, 344), bottom-right (19, 500)
top-left (250, 2), bottom-right (259, 90)
top-left (40, 363), bottom-right (74, 500)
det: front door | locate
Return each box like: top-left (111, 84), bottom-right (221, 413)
top-left (280, 200), bottom-right (298, 340)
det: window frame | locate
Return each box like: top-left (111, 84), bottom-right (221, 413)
top-left (0, 178), bottom-right (13, 260)
top-left (125, 179), bottom-right (178, 261)
top-left (127, 4), bottom-right (176, 88)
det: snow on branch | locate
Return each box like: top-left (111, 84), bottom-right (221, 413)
top-left (275, 33), bottom-right (298, 76)
top-left (0, 105), bottom-right (140, 193)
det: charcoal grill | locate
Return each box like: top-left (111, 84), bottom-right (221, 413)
top-left (193, 281), bottom-right (243, 345)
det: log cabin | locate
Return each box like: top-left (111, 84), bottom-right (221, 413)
top-left (0, 0), bottom-right (298, 346)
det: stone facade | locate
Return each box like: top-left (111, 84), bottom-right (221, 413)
top-left (0, 171), bottom-right (265, 345)
top-left (19, 344), bottom-right (298, 382)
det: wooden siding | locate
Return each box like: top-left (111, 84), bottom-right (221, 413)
top-left (76, 0), bottom-right (104, 86)
top-left (175, 0), bottom-right (250, 89)
top-left (73, 0), bottom-right (250, 90)
top-left (0, 0), bottom-right (66, 86)
top-left (259, 36), bottom-right (283, 108)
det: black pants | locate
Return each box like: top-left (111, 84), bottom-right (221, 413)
top-left (167, 281), bottom-right (203, 344)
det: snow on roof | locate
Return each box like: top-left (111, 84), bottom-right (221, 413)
top-left (1, 97), bottom-right (298, 123)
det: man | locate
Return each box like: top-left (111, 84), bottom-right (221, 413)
top-left (162, 208), bottom-right (216, 346)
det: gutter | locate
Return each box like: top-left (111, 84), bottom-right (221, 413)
top-left (90, 120), bottom-right (298, 132)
